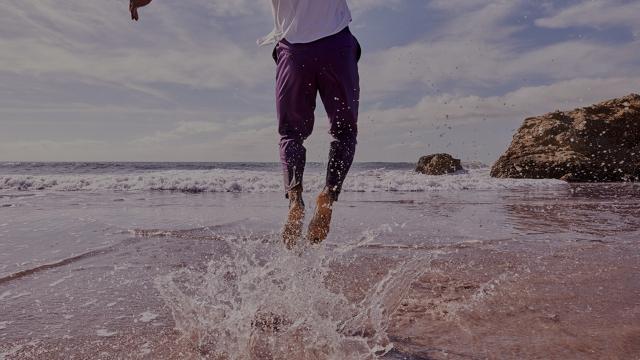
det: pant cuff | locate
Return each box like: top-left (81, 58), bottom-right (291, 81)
top-left (324, 185), bottom-right (341, 202)
top-left (284, 182), bottom-right (303, 200)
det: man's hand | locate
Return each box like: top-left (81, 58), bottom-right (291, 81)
top-left (130, 0), bottom-right (152, 21)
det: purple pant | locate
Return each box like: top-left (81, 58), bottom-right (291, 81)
top-left (275, 27), bottom-right (361, 201)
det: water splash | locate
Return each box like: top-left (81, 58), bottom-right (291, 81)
top-left (154, 224), bottom-right (435, 359)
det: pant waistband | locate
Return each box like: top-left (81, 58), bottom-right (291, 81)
top-left (279, 26), bottom-right (351, 49)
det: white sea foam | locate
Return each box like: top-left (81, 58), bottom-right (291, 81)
top-left (154, 224), bottom-right (436, 359)
top-left (0, 321), bottom-right (12, 330)
top-left (0, 169), bottom-right (566, 193)
top-left (96, 329), bottom-right (117, 337)
top-left (139, 311), bottom-right (159, 323)
top-left (0, 341), bottom-right (40, 360)
top-left (49, 274), bottom-right (73, 287)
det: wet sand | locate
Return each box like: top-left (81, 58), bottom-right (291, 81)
top-left (389, 244), bottom-right (640, 359)
top-left (1, 185), bottom-right (640, 359)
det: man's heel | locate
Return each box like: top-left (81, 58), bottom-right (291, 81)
top-left (307, 188), bottom-right (334, 244)
top-left (282, 186), bottom-right (305, 249)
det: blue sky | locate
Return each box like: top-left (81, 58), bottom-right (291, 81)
top-left (1, 0), bottom-right (639, 162)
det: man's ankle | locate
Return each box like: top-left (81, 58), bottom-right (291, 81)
top-left (288, 185), bottom-right (304, 206)
top-left (320, 186), bottom-right (339, 203)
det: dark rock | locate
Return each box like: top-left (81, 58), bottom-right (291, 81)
top-left (415, 153), bottom-right (464, 175)
top-left (491, 94), bottom-right (640, 182)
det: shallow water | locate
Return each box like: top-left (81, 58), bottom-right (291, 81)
top-left (1, 164), bottom-right (639, 359)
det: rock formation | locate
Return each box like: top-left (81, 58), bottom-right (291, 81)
top-left (491, 94), bottom-right (640, 182)
top-left (415, 153), bottom-right (464, 175)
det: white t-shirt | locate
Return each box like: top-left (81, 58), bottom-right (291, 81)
top-left (257, 0), bottom-right (352, 46)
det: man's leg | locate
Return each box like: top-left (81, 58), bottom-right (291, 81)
top-left (275, 44), bottom-right (318, 248)
top-left (307, 31), bottom-right (360, 243)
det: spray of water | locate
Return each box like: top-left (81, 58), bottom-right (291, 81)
top-left (155, 224), bottom-right (434, 360)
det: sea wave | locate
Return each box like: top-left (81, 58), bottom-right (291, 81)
top-left (0, 169), bottom-right (567, 193)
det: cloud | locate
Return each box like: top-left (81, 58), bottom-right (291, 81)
top-left (361, 38), bottom-right (636, 100)
top-left (428, 0), bottom-right (523, 40)
top-left (0, 0), bottom-right (273, 94)
top-left (535, 0), bottom-right (640, 32)
top-left (2, 75), bottom-right (638, 163)
top-left (365, 76), bottom-right (640, 129)
top-left (0, 38), bottom-right (272, 92)
top-left (134, 121), bottom-right (221, 145)
top-left (126, 124), bottom-right (280, 162)
top-left (358, 0), bottom-right (526, 98)
top-left (359, 0), bottom-right (639, 101)
top-left (0, 140), bottom-right (110, 162)
top-left (1, 0), bottom-right (639, 162)
top-left (201, 0), bottom-right (271, 17)
top-left (175, 0), bottom-right (399, 18)
top-left (355, 76), bottom-right (640, 161)
top-left (350, 0), bottom-right (403, 13)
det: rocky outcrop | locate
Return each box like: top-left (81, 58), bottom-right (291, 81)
top-left (415, 153), bottom-right (464, 175)
top-left (491, 94), bottom-right (640, 182)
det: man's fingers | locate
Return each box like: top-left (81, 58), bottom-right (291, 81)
top-left (129, 2), bottom-right (139, 21)
top-left (129, 0), bottom-right (152, 21)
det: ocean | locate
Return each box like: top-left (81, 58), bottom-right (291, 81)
top-left (1, 162), bottom-right (639, 359)
top-left (0, 161), bottom-right (527, 193)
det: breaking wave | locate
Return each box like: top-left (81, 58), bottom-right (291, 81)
top-left (0, 169), bottom-right (566, 193)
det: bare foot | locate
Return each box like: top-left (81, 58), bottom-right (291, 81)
top-left (307, 190), bottom-right (333, 244)
top-left (282, 188), bottom-right (304, 249)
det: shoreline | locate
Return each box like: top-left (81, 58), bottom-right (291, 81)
top-left (1, 189), bottom-right (639, 359)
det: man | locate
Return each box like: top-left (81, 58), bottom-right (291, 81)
top-left (130, 0), bottom-right (361, 249)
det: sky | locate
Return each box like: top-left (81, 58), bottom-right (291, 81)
top-left (1, 0), bottom-right (639, 163)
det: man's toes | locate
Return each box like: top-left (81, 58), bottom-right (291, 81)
top-left (307, 215), bottom-right (330, 243)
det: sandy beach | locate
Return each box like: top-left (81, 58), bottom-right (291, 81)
top-left (4, 0), bottom-right (640, 357)
top-left (1, 163), bottom-right (639, 359)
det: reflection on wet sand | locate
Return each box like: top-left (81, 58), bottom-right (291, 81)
top-left (2, 189), bottom-right (639, 359)
top-left (504, 184), bottom-right (640, 239)
top-left (6, 240), bottom-right (638, 359)
top-left (388, 245), bottom-right (640, 359)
